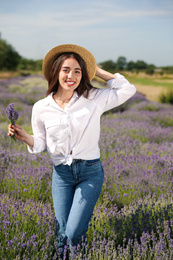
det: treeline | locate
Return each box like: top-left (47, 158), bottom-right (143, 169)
top-left (0, 38), bottom-right (42, 71)
top-left (99, 57), bottom-right (173, 75)
top-left (0, 38), bottom-right (173, 74)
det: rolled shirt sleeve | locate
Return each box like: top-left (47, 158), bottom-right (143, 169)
top-left (93, 73), bottom-right (136, 113)
top-left (27, 103), bottom-right (47, 154)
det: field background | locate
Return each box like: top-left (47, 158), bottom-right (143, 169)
top-left (0, 72), bottom-right (173, 259)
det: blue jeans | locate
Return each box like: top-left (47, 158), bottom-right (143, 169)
top-left (52, 158), bottom-right (104, 255)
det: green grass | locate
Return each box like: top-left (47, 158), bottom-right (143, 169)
top-left (126, 76), bottom-right (173, 90)
top-left (159, 91), bottom-right (173, 104)
top-left (152, 116), bottom-right (173, 128)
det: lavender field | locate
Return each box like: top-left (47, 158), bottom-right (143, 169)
top-left (0, 75), bottom-right (173, 260)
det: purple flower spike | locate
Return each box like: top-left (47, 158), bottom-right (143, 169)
top-left (5, 103), bottom-right (19, 141)
top-left (5, 103), bottom-right (19, 125)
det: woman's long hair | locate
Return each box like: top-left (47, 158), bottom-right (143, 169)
top-left (46, 52), bottom-right (94, 98)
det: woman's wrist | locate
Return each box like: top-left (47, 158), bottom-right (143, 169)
top-left (23, 134), bottom-right (34, 148)
top-left (95, 66), bottom-right (118, 81)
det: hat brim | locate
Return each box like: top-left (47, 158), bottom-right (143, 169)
top-left (42, 44), bottom-right (97, 82)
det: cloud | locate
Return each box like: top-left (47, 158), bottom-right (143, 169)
top-left (105, 9), bottom-right (173, 17)
top-left (1, 1), bottom-right (172, 30)
top-left (1, 7), bottom-right (172, 37)
top-left (0, 0), bottom-right (172, 65)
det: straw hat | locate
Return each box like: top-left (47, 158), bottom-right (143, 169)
top-left (42, 44), bottom-right (97, 81)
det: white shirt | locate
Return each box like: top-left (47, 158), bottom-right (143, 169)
top-left (28, 73), bottom-right (136, 165)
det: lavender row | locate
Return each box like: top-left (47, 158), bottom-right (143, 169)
top-left (0, 193), bottom-right (172, 259)
top-left (0, 75), bottom-right (173, 259)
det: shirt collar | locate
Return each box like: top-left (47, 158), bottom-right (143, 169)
top-left (43, 91), bottom-right (79, 106)
top-left (71, 91), bottom-right (80, 99)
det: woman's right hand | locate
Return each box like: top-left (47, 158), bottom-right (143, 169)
top-left (8, 124), bottom-right (34, 147)
top-left (95, 65), bottom-right (118, 82)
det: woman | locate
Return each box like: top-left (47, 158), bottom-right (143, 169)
top-left (8, 44), bottom-right (136, 258)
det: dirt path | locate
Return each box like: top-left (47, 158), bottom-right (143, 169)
top-left (135, 84), bottom-right (167, 102)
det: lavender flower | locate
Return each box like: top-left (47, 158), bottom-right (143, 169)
top-left (5, 103), bottom-right (19, 140)
top-left (1, 75), bottom-right (173, 259)
top-left (5, 103), bottom-right (19, 125)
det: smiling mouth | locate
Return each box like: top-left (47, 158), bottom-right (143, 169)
top-left (66, 81), bottom-right (75, 85)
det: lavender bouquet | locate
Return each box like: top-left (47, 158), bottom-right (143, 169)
top-left (5, 103), bottom-right (19, 141)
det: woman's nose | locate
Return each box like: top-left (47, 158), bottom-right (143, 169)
top-left (67, 70), bottom-right (73, 79)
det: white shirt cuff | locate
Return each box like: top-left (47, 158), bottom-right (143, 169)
top-left (107, 73), bottom-right (127, 89)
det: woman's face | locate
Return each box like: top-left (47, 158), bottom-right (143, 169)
top-left (58, 57), bottom-right (82, 94)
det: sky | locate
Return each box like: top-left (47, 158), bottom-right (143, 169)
top-left (0, 0), bottom-right (173, 67)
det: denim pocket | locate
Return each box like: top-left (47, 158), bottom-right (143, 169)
top-left (84, 158), bottom-right (100, 166)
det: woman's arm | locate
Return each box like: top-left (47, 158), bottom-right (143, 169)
top-left (95, 66), bottom-right (118, 81)
top-left (8, 100), bottom-right (47, 153)
top-left (8, 124), bottom-right (34, 147)
top-left (93, 65), bottom-right (136, 113)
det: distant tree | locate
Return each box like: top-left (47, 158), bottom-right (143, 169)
top-left (0, 39), bottom-right (21, 70)
top-left (18, 58), bottom-right (43, 71)
top-left (161, 66), bottom-right (173, 74)
top-left (146, 64), bottom-right (155, 75)
top-left (127, 61), bottom-right (135, 71)
top-left (35, 59), bottom-right (42, 70)
top-left (116, 56), bottom-right (127, 71)
top-left (18, 58), bottom-right (29, 70)
top-left (135, 60), bottom-right (147, 70)
top-left (99, 60), bottom-right (116, 71)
